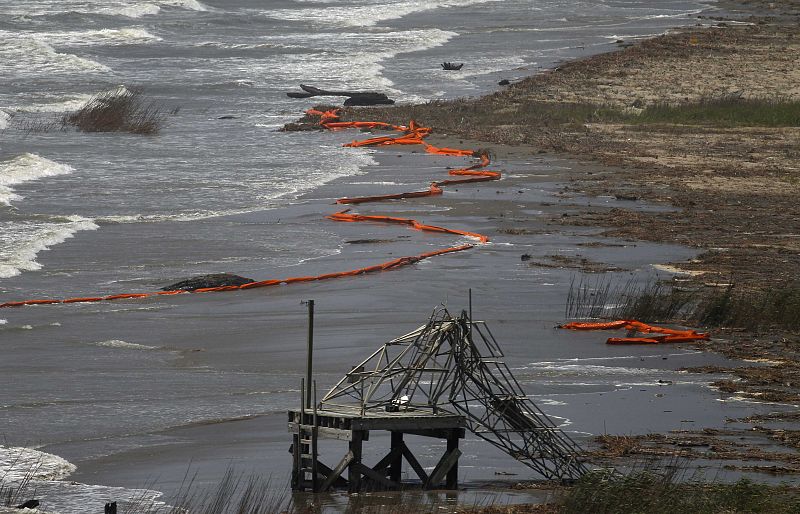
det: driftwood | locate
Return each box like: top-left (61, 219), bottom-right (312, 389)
top-left (286, 84), bottom-right (394, 106)
top-left (441, 62), bottom-right (463, 71)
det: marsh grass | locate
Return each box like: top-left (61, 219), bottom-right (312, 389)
top-left (564, 276), bottom-right (694, 323)
top-left (565, 276), bottom-right (800, 333)
top-left (0, 461), bottom-right (38, 510)
top-left (62, 87), bottom-right (174, 135)
top-left (344, 94), bottom-right (800, 139)
top-left (633, 95), bottom-right (800, 127)
top-left (695, 283), bottom-right (800, 332)
top-left (560, 467), bottom-right (800, 514)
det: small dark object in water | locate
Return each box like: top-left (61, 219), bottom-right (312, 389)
top-left (162, 273), bottom-right (255, 292)
top-left (441, 62), bottom-right (464, 71)
top-left (614, 194), bottom-right (639, 201)
top-left (498, 79), bottom-right (510, 86)
top-left (16, 500), bottom-right (39, 510)
top-left (105, 502), bottom-right (118, 514)
top-left (346, 239), bottom-right (393, 244)
top-left (521, 254), bottom-right (532, 261)
top-left (217, 115), bottom-right (237, 119)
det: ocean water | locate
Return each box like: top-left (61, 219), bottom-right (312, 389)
top-left (0, 0), bottom-right (757, 512)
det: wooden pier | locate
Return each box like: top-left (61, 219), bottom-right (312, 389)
top-left (287, 303), bottom-right (587, 493)
top-left (289, 406), bottom-right (465, 492)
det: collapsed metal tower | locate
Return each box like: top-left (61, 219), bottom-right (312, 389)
top-left (320, 307), bottom-right (587, 481)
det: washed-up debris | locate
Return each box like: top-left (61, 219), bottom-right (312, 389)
top-left (286, 84), bottom-right (394, 106)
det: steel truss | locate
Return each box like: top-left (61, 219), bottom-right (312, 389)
top-left (321, 308), bottom-right (588, 481)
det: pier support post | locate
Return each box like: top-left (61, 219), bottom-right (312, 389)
top-left (291, 433), bottom-right (301, 490)
top-left (389, 431), bottom-right (403, 483)
top-left (348, 430), bottom-right (364, 492)
top-left (446, 429), bottom-right (459, 489)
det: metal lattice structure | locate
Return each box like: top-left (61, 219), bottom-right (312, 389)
top-left (321, 307), bottom-right (588, 481)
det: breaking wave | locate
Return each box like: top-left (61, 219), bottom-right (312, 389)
top-left (0, 153), bottom-right (74, 207)
top-left (0, 216), bottom-right (99, 279)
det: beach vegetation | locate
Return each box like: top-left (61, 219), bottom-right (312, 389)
top-left (558, 468), bottom-right (800, 514)
top-left (61, 87), bottom-right (175, 135)
top-left (565, 276), bottom-right (800, 333)
top-left (0, 464), bottom-right (38, 511)
top-left (694, 282), bottom-right (800, 332)
top-left (631, 95), bottom-right (800, 128)
top-left (338, 94), bottom-right (799, 142)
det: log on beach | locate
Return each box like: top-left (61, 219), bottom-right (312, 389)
top-left (286, 84), bottom-right (395, 106)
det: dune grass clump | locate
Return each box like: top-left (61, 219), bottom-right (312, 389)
top-left (633, 95), bottom-right (800, 127)
top-left (62, 87), bottom-right (174, 135)
top-left (565, 277), bottom-right (800, 333)
top-left (565, 277), bottom-right (695, 323)
top-left (695, 283), bottom-right (800, 332)
top-left (560, 468), bottom-right (800, 514)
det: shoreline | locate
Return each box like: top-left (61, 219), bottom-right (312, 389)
top-left (284, 0), bottom-right (800, 486)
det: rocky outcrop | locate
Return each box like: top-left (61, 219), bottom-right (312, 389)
top-left (162, 273), bottom-right (255, 291)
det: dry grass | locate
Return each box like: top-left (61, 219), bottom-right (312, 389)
top-left (62, 87), bottom-right (176, 135)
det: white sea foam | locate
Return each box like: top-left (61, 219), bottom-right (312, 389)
top-left (265, 0), bottom-right (500, 27)
top-left (0, 110), bottom-right (10, 130)
top-left (0, 31), bottom-right (111, 77)
top-left (523, 362), bottom-right (655, 377)
top-left (92, 340), bottom-right (159, 350)
top-left (0, 445), bottom-right (76, 483)
top-left (0, 216), bottom-right (99, 279)
top-left (101, 3), bottom-right (161, 17)
top-left (0, 319), bottom-right (7, 325)
top-left (9, 94), bottom-right (93, 113)
top-left (0, 445), bottom-right (166, 514)
top-left (159, 0), bottom-right (210, 11)
top-left (0, 153), bottom-right (74, 206)
top-left (249, 29), bottom-right (457, 95)
top-left (44, 27), bottom-right (162, 46)
top-left (96, 207), bottom-right (270, 224)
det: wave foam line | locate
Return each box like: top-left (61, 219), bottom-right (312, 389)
top-left (0, 153), bottom-right (74, 206)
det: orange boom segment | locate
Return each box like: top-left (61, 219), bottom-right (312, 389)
top-left (559, 319), bottom-right (710, 345)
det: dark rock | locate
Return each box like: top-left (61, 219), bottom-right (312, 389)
top-left (343, 94), bottom-right (395, 106)
top-left (16, 500), bottom-right (39, 509)
top-left (105, 502), bottom-right (118, 514)
top-left (281, 122), bottom-right (319, 132)
top-left (498, 79), bottom-right (510, 86)
top-left (346, 239), bottom-right (393, 244)
top-left (162, 273), bottom-right (255, 292)
top-left (631, 99), bottom-right (644, 108)
top-left (217, 115), bottom-right (237, 119)
top-left (520, 254), bottom-right (532, 261)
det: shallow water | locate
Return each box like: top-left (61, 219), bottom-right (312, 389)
top-left (3, 0), bottom-right (775, 512)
